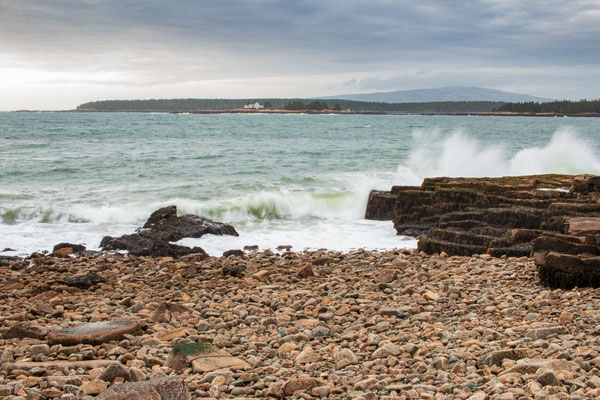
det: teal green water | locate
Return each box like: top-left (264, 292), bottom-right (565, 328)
top-left (1, 112), bottom-right (598, 255)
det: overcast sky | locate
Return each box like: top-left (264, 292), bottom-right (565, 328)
top-left (1, 0), bottom-right (599, 110)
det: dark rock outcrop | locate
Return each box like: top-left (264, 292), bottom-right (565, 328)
top-left (366, 174), bottom-right (600, 287)
top-left (533, 217), bottom-right (600, 289)
top-left (100, 206), bottom-right (238, 258)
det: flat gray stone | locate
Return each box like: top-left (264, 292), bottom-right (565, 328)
top-left (48, 319), bottom-right (141, 345)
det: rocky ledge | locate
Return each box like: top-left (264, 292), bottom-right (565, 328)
top-left (366, 174), bottom-right (600, 288)
top-left (100, 206), bottom-right (238, 258)
top-left (2, 249), bottom-right (600, 399)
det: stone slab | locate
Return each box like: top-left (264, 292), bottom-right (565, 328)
top-left (48, 319), bottom-right (141, 345)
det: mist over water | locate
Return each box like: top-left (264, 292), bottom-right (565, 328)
top-left (0, 113), bottom-right (598, 256)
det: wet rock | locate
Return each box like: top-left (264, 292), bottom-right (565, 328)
top-left (48, 319), bottom-right (141, 345)
top-left (52, 243), bottom-right (87, 255)
top-left (222, 264), bottom-right (245, 277)
top-left (143, 205), bottom-right (238, 239)
top-left (62, 272), bottom-right (106, 289)
top-left (100, 205), bottom-right (237, 257)
top-left (534, 218), bottom-right (600, 288)
top-left (100, 234), bottom-right (208, 258)
top-left (366, 174), bottom-right (600, 260)
top-left (223, 249), bottom-right (244, 258)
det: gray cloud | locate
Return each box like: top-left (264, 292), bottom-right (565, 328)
top-left (1, 0), bottom-right (598, 108)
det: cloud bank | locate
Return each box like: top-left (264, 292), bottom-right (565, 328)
top-left (1, 0), bottom-right (598, 109)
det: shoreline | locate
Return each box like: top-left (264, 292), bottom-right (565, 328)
top-left (11, 109), bottom-right (600, 117)
top-left (2, 248), bottom-right (600, 398)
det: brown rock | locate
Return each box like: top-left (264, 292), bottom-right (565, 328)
top-left (525, 326), bottom-right (566, 340)
top-left (150, 302), bottom-right (191, 323)
top-left (2, 360), bottom-right (120, 373)
top-left (376, 269), bottom-right (397, 283)
top-left (269, 377), bottom-right (320, 398)
top-left (3, 323), bottom-right (47, 340)
top-left (96, 377), bottom-right (190, 400)
top-left (297, 265), bottom-right (314, 278)
top-left (537, 251), bottom-right (600, 289)
top-left (82, 380), bottom-right (108, 395)
top-left (156, 327), bottom-right (191, 341)
top-left (98, 363), bottom-right (131, 383)
top-left (478, 349), bottom-right (528, 367)
top-left (502, 358), bottom-right (574, 375)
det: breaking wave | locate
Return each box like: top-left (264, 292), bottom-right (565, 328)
top-left (0, 190), bottom-right (366, 226)
top-left (396, 127), bottom-right (600, 185)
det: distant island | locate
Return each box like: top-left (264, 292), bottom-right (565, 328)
top-left (74, 98), bottom-right (599, 117)
top-left (75, 98), bottom-right (506, 114)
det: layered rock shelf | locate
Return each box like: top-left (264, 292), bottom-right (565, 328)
top-left (366, 174), bottom-right (600, 288)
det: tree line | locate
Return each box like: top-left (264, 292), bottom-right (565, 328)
top-left (76, 98), bottom-right (505, 113)
top-left (495, 99), bottom-right (600, 114)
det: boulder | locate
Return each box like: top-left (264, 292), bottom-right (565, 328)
top-left (165, 342), bottom-right (251, 374)
top-left (536, 251), bottom-right (600, 289)
top-left (52, 243), bottom-right (86, 254)
top-left (501, 358), bottom-right (575, 375)
top-left (365, 174), bottom-right (600, 289)
top-left (477, 349), bottom-right (528, 368)
top-left (100, 205), bottom-right (238, 258)
top-left (48, 319), bottom-right (141, 345)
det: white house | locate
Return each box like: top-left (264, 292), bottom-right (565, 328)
top-left (244, 101), bottom-right (264, 109)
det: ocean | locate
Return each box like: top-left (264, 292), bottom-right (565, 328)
top-left (1, 112), bottom-right (599, 257)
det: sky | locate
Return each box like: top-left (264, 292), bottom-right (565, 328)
top-left (1, 0), bottom-right (599, 110)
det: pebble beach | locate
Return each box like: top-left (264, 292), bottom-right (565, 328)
top-left (1, 249), bottom-right (599, 399)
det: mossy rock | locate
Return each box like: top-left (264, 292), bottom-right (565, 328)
top-left (166, 342), bottom-right (227, 373)
top-left (172, 342), bottom-right (217, 356)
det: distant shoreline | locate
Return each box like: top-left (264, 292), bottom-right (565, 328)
top-left (12, 109), bottom-right (600, 117)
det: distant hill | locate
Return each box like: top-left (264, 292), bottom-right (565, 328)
top-left (325, 86), bottom-right (553, 103)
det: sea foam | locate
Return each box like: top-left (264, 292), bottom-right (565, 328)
top-left (395, 127), bottom-right (600, 186)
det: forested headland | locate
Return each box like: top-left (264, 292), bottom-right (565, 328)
top-left (495, 99), bottom-right (600, 114)
top-left (75, 98), bottom-right (504, 114)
